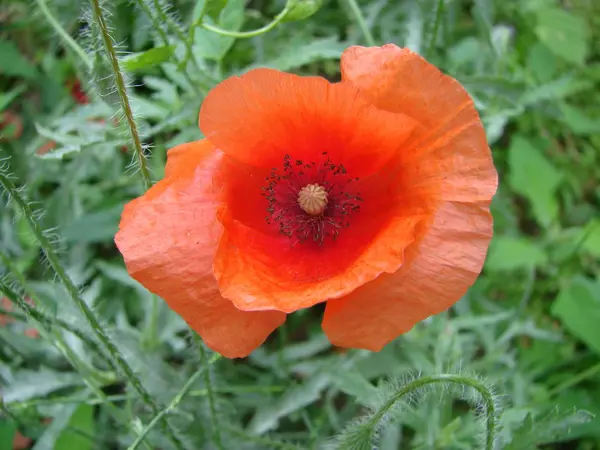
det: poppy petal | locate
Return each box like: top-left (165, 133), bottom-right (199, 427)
top-left (341, 44), bottom-right (497, 204)
top-left (199, 68), bottom-right (417, 177)
top-left (115, 140), bottom-right (285, 358)
top-left (322, 46), bottom-right (498, 350)
top-left (322, 202), bottom-right (493, 350)
top-left (341, 44), bottom-right (470, 125)
top-left (214, 208), bottom-right (425, 313)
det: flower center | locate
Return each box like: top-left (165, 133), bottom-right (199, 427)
top-left (263, 154), bottom-right (362, 246)
top-left (298, 184), bottom-right (328, 216)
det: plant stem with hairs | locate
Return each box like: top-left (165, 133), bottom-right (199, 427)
top-left (0, 167), bottom-right (181, 450)
top-left (90, 0), bottom-right (152, 191)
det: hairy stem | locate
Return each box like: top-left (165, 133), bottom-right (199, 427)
top-left (199, 4), bottom-right (291, 38)
top-left (0, 282), bottom-right (138, 438)
top-left (0, 169), bottom-right (180, 450)
top-left (127, 366), bottom-right (206, 450)
top-left (132, 0), bottom-right (205, 93)
top-left (90, 0), bottom-right (152, 190)
top-left (344, 0), bottom-right (376, 46)
top-left (35, 0), bottom-right (93, 69)
top-left (368, 374), bottom-right (497, 450)
top-left (0, 251), bottom-right (114, 368)
top-left (194, 334), bottom-right (224, 449)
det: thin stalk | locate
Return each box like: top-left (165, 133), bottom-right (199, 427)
top-left (150, 0), bottom-right (204, 92)
top-left (368, 374), bottom-right (497, 450)
top-left (0, 170), bottom-right (180, 450)
top-left (344, 0), bottom-right (376, 46)
top-left (35, 0), bottom-right (93, 69)
top-left (0, 282), bottom-right (146, 447)
top-left (200, 5), bottom-right (291, 38)
top-left (90, 0), bottom-right (152, 191)
top-left (132, 0), bottom-right (204, 93)
top-left (127, 367), bottom-right (205, 450)
top-left (426, 0), bottom-right (445, 58)
top-left (193, 333), bottom-right (224, 450)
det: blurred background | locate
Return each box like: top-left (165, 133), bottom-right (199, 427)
top-left (1, 0), bottom-right (599, 449)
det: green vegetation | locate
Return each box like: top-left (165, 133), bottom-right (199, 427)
top-left (1, 0), bottom-right (599, 448)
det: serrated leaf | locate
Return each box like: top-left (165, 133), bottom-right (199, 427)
top-left (551, 276), bottom-right (600, 355)
top-left (519, 76), bottom-right (592, 106)
top-left (247, 37), bottom-right (346, 72)
top-left (121, 46), bottom-right (175, 72)
top-left (485, 236), bottom-right (547, 271)
top-left (508, 135), bottom-right (562, 227)
top-left (36, 145), bottom-right (82, 160)
top-left (535, 8), bottom-right (589, 66)
top-left (2, 369), bottom-right (84, 404)
top-left (505, 408), bottom-right (593, 449)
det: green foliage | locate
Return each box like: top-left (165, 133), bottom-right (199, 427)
top-left (1, 0), bottom-right (599, 449)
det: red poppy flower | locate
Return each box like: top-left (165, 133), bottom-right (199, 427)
top-left (115, 45), bottom-right (497, 358)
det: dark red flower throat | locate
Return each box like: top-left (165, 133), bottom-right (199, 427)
top-left (263, 153), bottom-right (362, 246)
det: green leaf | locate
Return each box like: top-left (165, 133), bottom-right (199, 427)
top-left (247, 37), bottom-right (346, 72)
top-left (193, 0), bottom-right (245, 61)
top-left (519, 76), bottom-right (592, 106)
top-left (581, 219), bottom-right (600, 258)
top-left (535, 8), bottom-right (589, 66)
top-left (32, 405), bottom-right (77, 450)
top-left (0, 85), bottom-right (26, 112)
top-left (2, 369), bottom-right (84, 404)
top-left (507, 135), bottom-right (562, 227)
top-left (551, 276), bottom-right (600, 355)
top-left (121, 46), bottom-right (175, 72)
top-left (55, 404), bottom-right (95, 450)
top-left (559, 103), bottom-right (600, 136)
top-left (0, 40), bottom-right (38, 79)
top-left (527, 42), bottom-right (557, 83)
top-left (194, 0), bottom-right (229, 21)
top-left (505, 408), bottom-right (593, 449)
top-left (332, 371), bottom-right (379, 408)
top-left (0, 420), bottom-right (17, 449)
top-left (485, 236), bottom-right (547, 271)
top-left (61, 205), bottom-right (124, 244)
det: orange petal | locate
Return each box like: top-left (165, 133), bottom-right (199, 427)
top-left (115, 140), bottom-right (285, 358)
top-left (342, 44), bottom-right (497, 204)
top-left (199, 68), bottom-right (417, 177)
top-left (341, 45), bottom-right (469, 124)
top-left (322, 202), bottom-right (493, 350)
top-left (214, 208), bottom-right (425, 313)
top-left (320, 46), bottom-right (498, 350)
